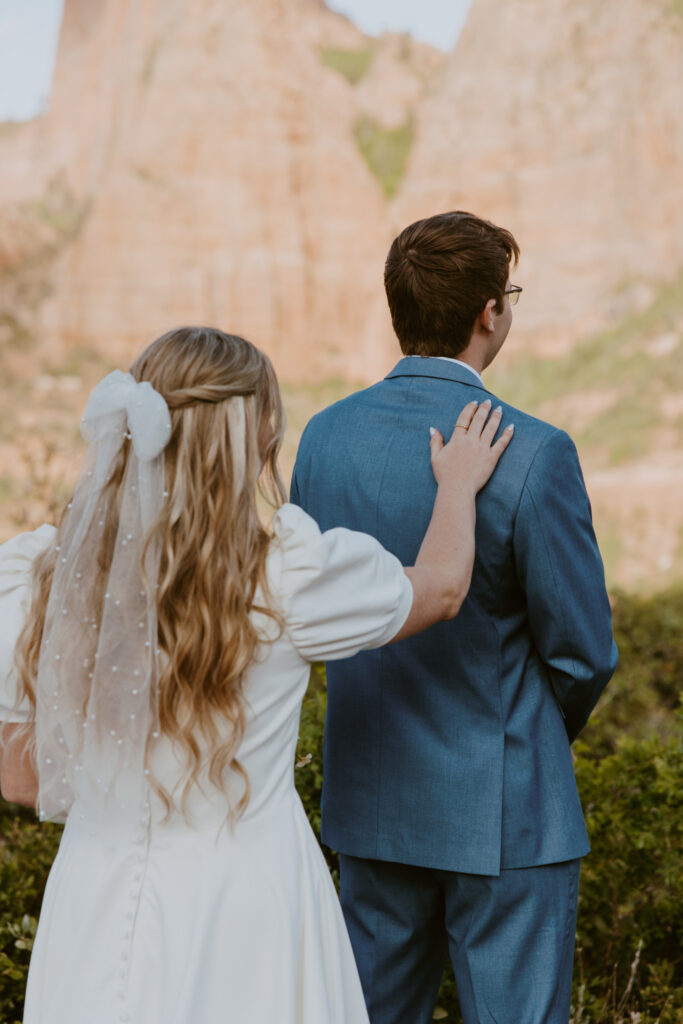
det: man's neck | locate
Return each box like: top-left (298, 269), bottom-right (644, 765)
top-left (407, 355), bottom-right (484, 386)
top-left (448, 354), bottom-right (485, 377)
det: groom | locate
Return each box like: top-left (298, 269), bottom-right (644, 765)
top-left (290, 211), bottom-right (617, 1024)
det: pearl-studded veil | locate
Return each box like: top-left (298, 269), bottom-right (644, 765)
top-left (35, 371), bottom-right (172, 822)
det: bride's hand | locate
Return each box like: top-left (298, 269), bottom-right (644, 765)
top-left (429, 400), bottom-right (514, 494)
top-left (392, 400), bottom-right (514, 640)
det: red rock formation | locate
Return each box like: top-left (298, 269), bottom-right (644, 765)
top-left (1, 0), bottom-right (681, 374)
top-left (398, 0), bottom-right (683, 352)
top-left (10, 0), bottom-right (427, 380)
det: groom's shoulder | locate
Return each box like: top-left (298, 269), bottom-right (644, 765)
top-left (298, 382), bottom-right (384, 443)
top-left (493, 395), bottom-right (577, 458)
top-left (298, 377), bottom-right (578, 470)
top-left (495, 398), bottom-right (564, 445)
top-left (485, 396), bottom-right (585, 497)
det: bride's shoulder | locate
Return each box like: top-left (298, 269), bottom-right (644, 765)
top-left (265, 505), bottom-right (411, 662)
top-left (266, 503), bottom-right (327, 582)
top-left (0, 524), bottom-right (56, 585)
top-left (269, 503), bottom-right (375, 578)
top-left (270, 503), bottom-right (321, 549)
top-left (267, 503), bottom-right (403, 600)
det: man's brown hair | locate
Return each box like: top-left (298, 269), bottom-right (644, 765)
top-left (384, 211), bottom-right (520, 358)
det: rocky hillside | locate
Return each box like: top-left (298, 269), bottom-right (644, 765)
top-left (0, 0), bottom-right (441, 381)
top-left (2, 0), bottom-right (681, 374)
top-left (398, 0), bottom-right (683, 353)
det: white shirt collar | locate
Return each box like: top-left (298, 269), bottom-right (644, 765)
top-left (407, 355), bottom-right (485, 387)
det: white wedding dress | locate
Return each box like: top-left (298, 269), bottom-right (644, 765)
top-left (0, 504), bottom-right (412, 1024)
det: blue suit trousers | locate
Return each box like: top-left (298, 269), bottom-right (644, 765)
top-left (340, 854), bottom-right (581, 1024)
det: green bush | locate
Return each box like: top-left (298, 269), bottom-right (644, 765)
top-left (295, 664), bottom-right (327, 838)
top-left (320, 46), bottom-right (373, 86)
top-left (581, 588), bottom-right (683, 758)
top-left (0, 810), bottom-right (61, 1024)
top-left (354, 115), bottom-right (414, 197)
top-left (569, 588), bottom-right (683, 1022)
top-left (573, 718), bottom-right (683, 1023)
top-left (1, 590), bottom-right (681, 1023)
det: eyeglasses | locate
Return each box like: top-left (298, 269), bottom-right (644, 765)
top-left (505, 285), bottom-right (523, 306)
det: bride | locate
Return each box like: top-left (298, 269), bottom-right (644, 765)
top-left (0, 327), bottom-right (512, 1024)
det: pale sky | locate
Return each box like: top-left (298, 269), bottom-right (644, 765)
top-left (0, 0), bottom-right (64, 121)
top-left (326, 0), bottom-right (472, 49)
top-left (0, 0), bottom-right (472, 122)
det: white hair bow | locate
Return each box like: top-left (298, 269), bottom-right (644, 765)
top-left (81, 370), bottom-right (172, 462)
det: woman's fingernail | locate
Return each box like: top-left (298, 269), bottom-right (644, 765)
top-left (507, 424), bottom-right (515, 433)
top-left (481, 398), bottom-right (492, 407)
top-left (494, 405), bottom-right (502, 414)
top-left (429, 426), bottom-right (436, 437)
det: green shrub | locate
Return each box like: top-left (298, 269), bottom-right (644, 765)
top-left (295, 665), bottom-right (325, 829)
top-left (573, 717), bottom-right (683, 1023)
top-left (0, 812), bottom-right (62, 1024)
top-left (320, 46), bottom-right (373, 86)
top-left (354, 115), bottom-right (414, 197)
top-left (581, 588), bottom-right (683, 758)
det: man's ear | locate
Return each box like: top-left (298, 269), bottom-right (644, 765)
top-left (476, 299), bottom-right (497, 334)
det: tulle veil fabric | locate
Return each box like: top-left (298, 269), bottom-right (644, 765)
top-left (34, 371), bottom-right (171, 821)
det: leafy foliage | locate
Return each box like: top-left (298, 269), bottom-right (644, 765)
top-left (573, 719), bottom-right (683, 1023)
top-left (354, 116), bottom-right (414, 197)
top-left (320, 46), bottom-right (374, 86)
top-left (0, 810), bottom-right (62, 1024)
top-left (581, 588), bottom-right (683, 758)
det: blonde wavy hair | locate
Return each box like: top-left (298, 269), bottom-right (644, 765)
top-left (14, 327), bottom-right (286, 817)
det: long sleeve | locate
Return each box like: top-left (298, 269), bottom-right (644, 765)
top-left (513, 431), bottom-right (618, 742)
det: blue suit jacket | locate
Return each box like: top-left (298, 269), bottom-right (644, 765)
top-left (291, 357), bottom-right (618, 875)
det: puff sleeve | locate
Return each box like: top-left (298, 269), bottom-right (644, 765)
top-left (0, 524), bottom-right (56, 722)
top-left (271, 504), bottom-right (412, 662)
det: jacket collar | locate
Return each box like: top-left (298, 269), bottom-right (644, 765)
top-left (385, 356), bottom-right (493, 395)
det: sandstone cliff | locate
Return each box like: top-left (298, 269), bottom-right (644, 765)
top-left (0, 0), bottom-right (442, 381)
top-left (2, 0), bottom-right (682, 371)
top-left (398, 0), bottom-right (683, 352)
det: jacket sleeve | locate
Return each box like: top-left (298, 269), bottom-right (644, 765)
top-left (513, 430), bottom-right (618, 742)
top-left (289, 466), bottom-right (302, 507)
top-left (290, 421), bottom-right (313, 509)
